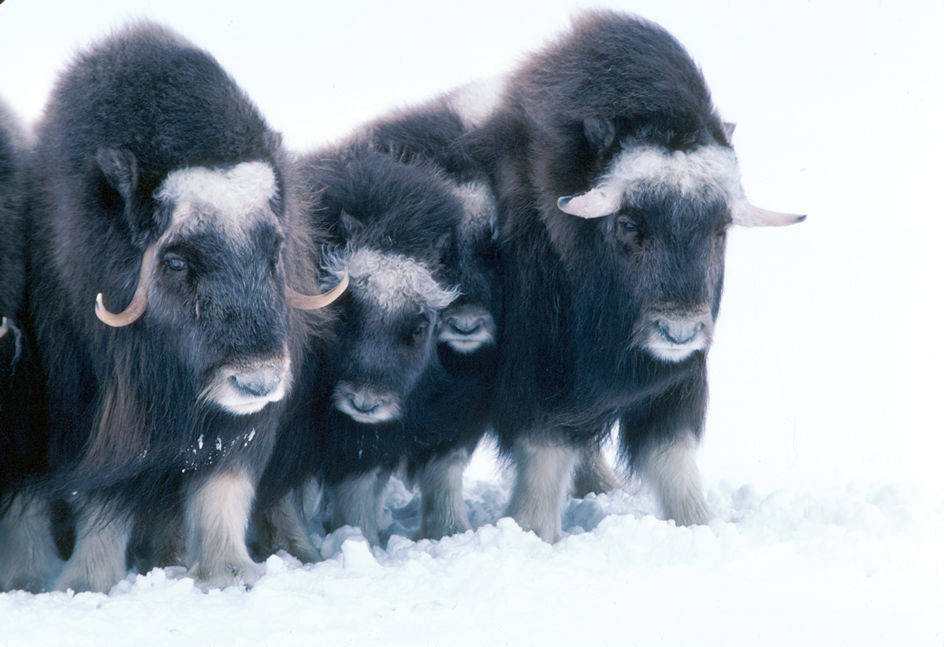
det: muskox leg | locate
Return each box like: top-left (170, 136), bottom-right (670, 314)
top-left (53, 497), bottom-right (132, 593)
top-left (330, 468), bottom-right (386, 545)
top-left (506, 437), bottom-right (579, 543)
top-left (633, 432), bottom-right (710, 526)
top-left (0, 493), bottom-right (62, 592)
top-left (185, 469), bottom-right (262, 588)
top-left (572, 442), bottom-right (623, 498)
top-left (419, 446), bottom-right (472, 540)
top-left (255, 489), bottom-right (321, 564)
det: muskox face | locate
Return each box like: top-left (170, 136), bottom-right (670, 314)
top-left (324, 247), bottom-right (458, 424)
top-left (95, 151), bottom-right (339, 415)
top-left (437, 181), bottom-right (501, 355)
top-left (557, 143), bottom-right (803, 364)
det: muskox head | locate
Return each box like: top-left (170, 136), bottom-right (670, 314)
top-left (437, 181), bottom-right (501, 355)
top-left (554, 129), bottom-right (803, 364)
top-left (322, 244), bottom-right (458, 425)
top-left (93, 149), bottom-right (345, 415)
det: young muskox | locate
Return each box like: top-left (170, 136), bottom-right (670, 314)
top-left (0, 23), bottom-right (341, 593)
top-left (361, 82), bottom-right (625, 531)
top-left (351, 94), bottom-right (508, 537)
top-left (254, 149), bottom-right (464, 553)
top-left (470, 11), bottom-right (804, 541)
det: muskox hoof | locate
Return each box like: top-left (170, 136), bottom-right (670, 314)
top-left (667, 495), bottom-right (712, 527)
top-left (285, 538), bottom-right (322, 565)
top-left (189, 560), bottom-right (264, 591)
top-left (0, 564), bottom-right (58, 594)
top-left (53, 559), bottom-right (127, 594)
top-left (421, 512), bottom-right (472, 541)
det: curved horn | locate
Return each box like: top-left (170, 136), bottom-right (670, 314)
top-left (557, 188), bottom-right (622, 219)
top-left (0, 317), bottom-right (9, 339)
top-left (286, 272), bottom-right (349, 310)
top-left (732, 202), bottom-right (806, 227)
top-left (95, 245), bottom-right (158, 327)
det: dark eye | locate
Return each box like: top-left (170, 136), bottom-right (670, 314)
top-left (163, 253), bottom-right (187, 272)
top-left (411, 321), bottom-right (429, 342)
top-left (616, 215), bottom-right (637, 232)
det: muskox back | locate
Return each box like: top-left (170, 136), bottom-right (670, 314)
top-left (0, 22), bottom-right (334, 593)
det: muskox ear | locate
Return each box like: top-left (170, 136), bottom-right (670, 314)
top-left (97, 147), bottom-right (138, 204)
top-left (338, 210), bottom-right (365, 239)
top-left (583, 117), bottom-right (616, 152)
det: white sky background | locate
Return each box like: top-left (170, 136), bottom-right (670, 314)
top-left (1, 0), bottom-right (942, 491)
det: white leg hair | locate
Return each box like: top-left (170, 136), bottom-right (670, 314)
top-left (330, 468), bottom-right (387, 545)
top-left (572, 442), bottom-right (623, 498)
top-left (506, 437), bottom-right (579, 543)
top-left (258, 490), bottom-right (321, 564)
top-left (54, 497), bottom-right (132, 593)
top-left (634, 432), bottom-right (711, 526)
top-left (0, 493), bottom-right (62, 593)
top-left (299, 478), bottom-right (323, 524)
top-left (185, 469), bottom-right (262, 588)
top-left (420, 446), bottom-right (473, 540)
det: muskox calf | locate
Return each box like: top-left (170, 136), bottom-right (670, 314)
top-left (470, 11), bottom-right (804, 541)
top-left (255, 149), bottom-right (465, 553)
top-left (0, 23), bottom-right (339, 593)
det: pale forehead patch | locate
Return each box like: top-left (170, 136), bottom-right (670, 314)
top-left (450, 180), bottom-right (497, 235)
top-left (603, 144), bottom-right (745, 205)
top-left (444, 75), bottom-right (506, 129)
top-left (322, 247), bottom-right (458, 312)
top-left (156, 161), bottom-right (279, 241)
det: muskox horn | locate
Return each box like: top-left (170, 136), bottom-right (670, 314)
top-left (286, 273), bottom-right (349, 310)
top-left (557, 188), bottom-right (622, 219)
top-left (732, 202), bottom-right (806, 227)
top-left (0, 317), bottom-right (9, 339)
top-left (95, 245), bottom-right (158, 327)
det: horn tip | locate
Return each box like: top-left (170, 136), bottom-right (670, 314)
top-left (795, 214), bottom-right (807, 223)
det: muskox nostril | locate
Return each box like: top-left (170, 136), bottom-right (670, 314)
top-left (230, 370), bottom-right (282, 398)
top-left (348, 394), bottom-right (382, 414)
top-left (656, 320), bottom-right (700, 345)
top-left (448, 316), bottom-right (484, 335)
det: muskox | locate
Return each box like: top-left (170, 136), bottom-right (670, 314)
top-left (357, 82), bottom-right (623, 532)
top-left (0, 99), bottom-right (38, 508)
top-left (467, 11), bottom-right (804, 541)
top-left (254, 148), bottom-right (466, 553)
top-left (0, 23), bottom-right (341, 593)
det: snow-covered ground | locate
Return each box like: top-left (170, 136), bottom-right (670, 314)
top-left (1, 0), bottom-right (942, 645)
top-left (0, 460), bottom-right (941, 646)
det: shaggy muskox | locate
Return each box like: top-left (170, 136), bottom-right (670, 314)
top-left (0, 99), bottom-right (38, 509)
top-left (468, 11), bottom-right (804, 541)
top-left (357, 83), bottom-right (622, 533)
top-left (254, 148), bottom-right (467, 553)
top-left (0, 23), bottom-right (341, 592)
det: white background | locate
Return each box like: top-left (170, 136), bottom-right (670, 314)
top-left (1, 3), bottom-right (942, 646)
top-left (1, 0), bottom-right (941, 490)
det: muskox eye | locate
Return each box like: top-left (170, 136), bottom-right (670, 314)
top-left (163, 254), bottom-right (187, 272)
top-left (411, 321), bottom-right (429, 342)
top-left (616, 215), bottom-right (637, 232)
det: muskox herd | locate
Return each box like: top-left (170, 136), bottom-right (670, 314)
top-left (0, 12), bottom-right (803, 593)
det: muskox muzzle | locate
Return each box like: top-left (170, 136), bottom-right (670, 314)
top-left (640, 307), bottom-right (714, 363)
top-left (332, 382), bottom-right (401, 424)
top-left (205, 353), bottom-right (292, 415)
top-left (438, 304), bottom-right (496, 354)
